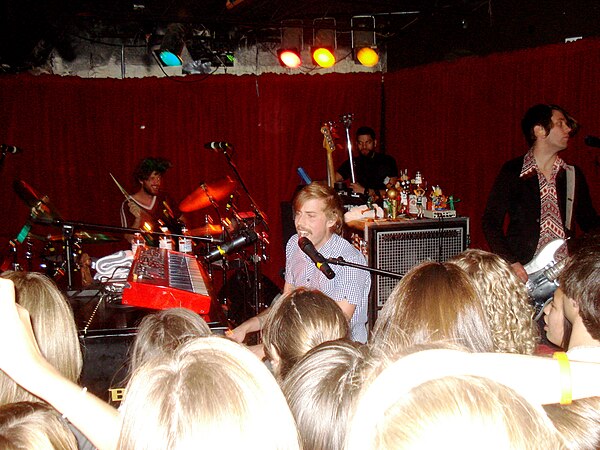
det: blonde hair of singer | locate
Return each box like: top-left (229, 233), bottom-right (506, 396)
top-left (129, 307), bottom-right (211, 374)
top-left (282, 339), bottom-right (369, 450)
top-left (0, 401), bottom-right (78, 450)
top-left (347, 349), bottom-right (565, 450)
top-left (262, 287), bottom-right (349, 380)
top-left (118, 336), bottom-right (300, 450)
top-left (0, 271), bottom-right (82, 404)
top-left (370, 261), bottom-right (494, 354)
top-left (451, 249), bottom-right (538, 354)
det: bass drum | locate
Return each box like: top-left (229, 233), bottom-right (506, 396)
top-left (217, 268), bottom-right (281, 328)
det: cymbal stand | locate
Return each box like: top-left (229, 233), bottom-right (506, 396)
top-left (215, 144), bottom-right (269, 232)
top-left (62, 223), bottom-right (76, 290)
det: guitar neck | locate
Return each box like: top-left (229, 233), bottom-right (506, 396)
top-left (326, 150), bottom-right (336, 188)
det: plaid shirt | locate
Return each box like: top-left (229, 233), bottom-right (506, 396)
top-left (285, 233), bottom-right (371, 343)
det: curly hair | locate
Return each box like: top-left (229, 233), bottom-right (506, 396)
top-left (133, 157), bottom-right (172, 183)
top-left (451, 249), bottom-right (538, 355)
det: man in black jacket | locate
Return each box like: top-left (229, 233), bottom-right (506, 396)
top-left (482, 104), bottom-right (600, 282)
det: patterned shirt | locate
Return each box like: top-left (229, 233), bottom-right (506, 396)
top-left (285, 233), bottom-right (371, 343)
top-left (520, 149), bottom-right (567, 259)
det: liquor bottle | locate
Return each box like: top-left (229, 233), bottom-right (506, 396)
top-left (159, 226), bottom-right (173, 250)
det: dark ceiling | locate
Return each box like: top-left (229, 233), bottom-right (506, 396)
top-left (1, 0), bottom-right (600, 74)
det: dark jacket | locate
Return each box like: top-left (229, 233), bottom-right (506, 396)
top-left (482, 155), bottom-right (600, 264)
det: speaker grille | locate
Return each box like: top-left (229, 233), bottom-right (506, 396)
top-left (366, 218), bottom-right (469, 324)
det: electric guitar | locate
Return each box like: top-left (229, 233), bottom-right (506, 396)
top-left (524, 238), bottom-right (567, 320)
top-left (321, 123), bottom-right (337, 188)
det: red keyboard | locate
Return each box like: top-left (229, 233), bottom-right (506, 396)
top-left (122, 247), bottom-right (214, 318)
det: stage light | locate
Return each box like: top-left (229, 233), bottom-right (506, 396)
top-left (356, 47), bottom-right (379, 67)
top-left (156, 24), bottom-right (186, 66)
top-left (312, 18), bottom-right (336, 69)
top-left (351, 16), bottom-right (379, 68)
top-left (312, 47), bottom-right (335, 68)
top-left (279, 20), bottom-right (304, 68)
top-left (278, 49), bottom-right (302, 68)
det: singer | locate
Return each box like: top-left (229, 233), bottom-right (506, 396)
top-left (483, 103), bottom-right (600, 282)
top-left (231, 182), bottom-right (371, 344)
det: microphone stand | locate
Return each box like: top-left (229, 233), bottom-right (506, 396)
top-left (325, 256), bottom-right (403, 280)
top-left (216, 145), bottom-right (269, 232)
top-left (212, 144), bottom-right (270, 322)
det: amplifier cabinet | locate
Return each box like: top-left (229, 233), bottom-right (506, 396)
top-left (365, 217), bottom-right (469, 329)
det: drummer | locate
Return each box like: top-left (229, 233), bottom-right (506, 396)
top-left (120, 157), bottom-right (183, 243)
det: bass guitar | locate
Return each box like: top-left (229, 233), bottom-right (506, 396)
top-left (321, 122), bottom-right (337, 188)
top-left (524, 238), bottom-right (567, 320)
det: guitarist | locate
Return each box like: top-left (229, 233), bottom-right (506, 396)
top-left (119, 157), bottom-right (183, 244)
top-left (335, 126), bottom-right (398, 200)
top-left (483, 104), bottom-right (600, 282)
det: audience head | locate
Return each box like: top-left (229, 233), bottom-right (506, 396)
top-left (0, 401), bottom-right (78, 450)
top-left (521, 103), bottom-right (579, 148)
top-left (544, 397), bottom-right (600, 450)
top-left (347, 349), bottom-right (565, 450)
top-left (544, 244), bottom-right (600, 349)
top-left (451, 249), bottom-right (538, 354)
top-left (293, 182), bottom-right (345, 236)
top-left (130, 307), bottom-right (211, 373)
top-left (371, 261), bottom-right (494, 354)
top-left (262, 288), bottom-right (349, 380)
top-left (282, 339), bottom-right (368, 450)
top-left (118, 336), bottom-right (300, 450)
top-left (0, 271), bottom-right (82, 404)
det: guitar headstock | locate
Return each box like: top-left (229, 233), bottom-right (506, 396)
top-left (340, 113), bottom-right (354, 129)
top-left (321, 122), bottom-right (336, 154)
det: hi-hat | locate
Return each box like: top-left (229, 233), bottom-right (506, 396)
top-left (13, 179), bottom-right (62, 220)
top-left (179, 176), bottom-right (237, 212)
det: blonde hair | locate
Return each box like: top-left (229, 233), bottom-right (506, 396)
top-left (371, 261), bottom-right (494, 354)
top-left (0, 401), bottom-right (78, 450)
top-left (118, 336), bottom-right (300, 449)
top-left (451, 249), bottom-right (538, 354)
top-left (348, 350), bottom-right (565, 450)
top-left (544, 397), bottom-right (600, 450)
top-left (0, 271), bottom-right (82, 404)
top-left (130, 307), bottom-right (211, 373)
top-left (282, 339), bottom-right (369, 450)
top-left (262, 287), bottom-right (349, 380)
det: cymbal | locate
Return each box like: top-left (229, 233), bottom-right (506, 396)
top-left (179, 176), bottom-right (237, 213)
top-left (189, 223), bottom-right (224, 237)
top-left (30, 231), bottom-right (121, 244)
top-left (13, 179), bottom-right (62, 220)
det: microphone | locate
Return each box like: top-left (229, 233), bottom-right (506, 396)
top-left (584, 135), bottom-right (600, 148)
top-left (204, 141), bottom-right (233, 150)
top-left (0, 144), bottom-right (23, 154)
top-left (205, 229), bottom-right (258, 262)
top-left (298, 236), bottom-right (335, 280)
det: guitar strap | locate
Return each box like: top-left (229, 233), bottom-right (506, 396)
top-left (565, 164), bottom-right (575, 231)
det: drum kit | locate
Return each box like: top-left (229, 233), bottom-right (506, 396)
top-left (4, 176), bottom-right (267, 303)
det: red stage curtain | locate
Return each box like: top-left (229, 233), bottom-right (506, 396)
top-left (1, 38), bottom-right (600, 288)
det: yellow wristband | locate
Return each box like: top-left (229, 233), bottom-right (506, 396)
top-left (553, 352), bottom-right (572, 405)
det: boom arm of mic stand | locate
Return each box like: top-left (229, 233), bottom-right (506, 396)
top-left (326, 256), bottom-right (403, 280)
top-left (219, 147), bottom-right (269, 231)
top-left (32, 217), bottom-right (223, 243)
